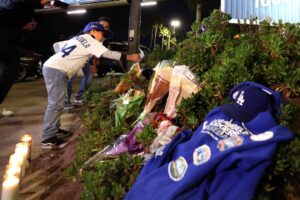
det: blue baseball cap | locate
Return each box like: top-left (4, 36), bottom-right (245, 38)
top-left (83, 22), bottom-right (113, 38)
top-left (219, 82), bottom-right (283, 122)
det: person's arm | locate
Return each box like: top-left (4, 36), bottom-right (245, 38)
top-left (86, 35), bottom-right (141, 62)
top-left (102, 50), bottom-right (122, 60)
top-left (22, 0), bottom-right (49, 6)
top-left (102, 50), bottom-right (141, 62)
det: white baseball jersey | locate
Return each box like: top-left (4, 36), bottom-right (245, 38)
top-left (44, 34), bottom-right (108, 79)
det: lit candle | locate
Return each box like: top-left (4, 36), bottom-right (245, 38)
top-left (15, 142), bottom-right (29, 167)
top-left (4, 164), bottom-right (21, 178)
top-left (1, 175), bottom-right (20, 200)
top-left (20, 134), bottom-right (32, 161)
top-left (9, 154), bottom-right (25, 178)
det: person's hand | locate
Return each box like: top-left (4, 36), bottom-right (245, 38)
top-left (90, 65), bottom-right (97, 74)
top-left (126, 54), bottom-right (141, 62)
top-left (40, 0), bottom-right (50, 6)
top-left (92, 57), bottom-right (99, 66)
top-left (22, 18), bottom-right (37, 31)
top-left (90, 58), bottom-right (99, 74)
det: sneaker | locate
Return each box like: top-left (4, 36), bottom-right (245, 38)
top-left (56, 128), bottom-right (74, 139)
top-left (64, 101), bottom-right (74, 110)
top-left (1, 108), bottom-right (14, 117)
top-left (41, 136), bottom-right (69, 149)
top-left (74, 97), bottom-right (83, 104)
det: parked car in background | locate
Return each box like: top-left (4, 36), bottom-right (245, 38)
top-left (96, 42), bottom-right (150, 77)
top-left (17, 49), bottom-right (43, 82)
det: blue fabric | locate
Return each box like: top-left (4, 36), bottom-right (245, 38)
top-left (83, 22), bottom-right (106, 33)
top-left (66, 61), bottom-right (93, 100)
top-left (76, 62), bottom-right (93, 100)
top-left (42, 67), bottom-right (68, 140)
top-left (126, 108), bottom-right (293, 200)
top-left (229, 82), bottom-right (283, 116)
top-left (83, 22), bottom-right (112, 38)
top-left (219, 82), bottom-right (282, 123)
top-left (0, 0), bottom-right (14, 11)
top-left (66, 74), bottom-right (76, 100)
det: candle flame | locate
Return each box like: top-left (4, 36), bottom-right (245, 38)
top-left (20, 134), bottom-right (32, 142)
top-left (16, 142), bottom-right (29, 149)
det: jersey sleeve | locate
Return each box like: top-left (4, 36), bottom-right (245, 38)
top-left (102, 50), bottom-right (122, 61)
top-left (87, 41), bottom-right (109, 58)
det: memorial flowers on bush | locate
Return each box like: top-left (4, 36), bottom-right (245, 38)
top-left (67, 10), bottom-right (299, 200)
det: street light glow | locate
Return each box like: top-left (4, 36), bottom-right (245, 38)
top-left (141, 1), bottom-right (157, 6)
top-left (171, 20), bottom-right (180, 34)
top-left (171, 20), bottom-right (180, 27)
top-left (67, 9), bottom-right (86, 14)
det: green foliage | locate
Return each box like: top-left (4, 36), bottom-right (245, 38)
top-left (175, 10), bottom-right (232, 78)
top-left (67, 10), bottom-right (300, 200)
top-left (173, 10), bottom-right (299, 131)
top-left (254, 134), bottom-right (300, 200)
top-left (257, 23), bottom-right (300, 97)
top-left (119, 66), bottom-right (148, 90)
top-left (175, 91), bottom-right (210, 129)
top-left (144, 45), bottom-right (176, 68)
top-left (67, 81), bottom-right (128, 177)
top-left (201, 9), bottom-right (231, 37)
top-left (66, 78), bottom-right (146, 200)
top-left (81, 154), bottom-right (144, 200)
top-left (173, 10), bottom-right (300, 199)
top-left (114, 90), bottom-right (145, 128)
top-left (253, 104), bottom-right (300, 199)
top-left (159, 24), bottom-right (177, 49)
top-left (202, 39), bottom-right (257, 99)
top-left (176, 35), bottom-right (213, 76)
top-left (136, 124), bottom-right (157, 148)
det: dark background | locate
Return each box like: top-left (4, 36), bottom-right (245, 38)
top-left (22, 0), bottom-right (219, 60)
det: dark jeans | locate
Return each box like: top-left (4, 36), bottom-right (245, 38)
top-left (0, 51), bottom-right (20, 104)
top-left (76, 62), bottom-right (93, 99)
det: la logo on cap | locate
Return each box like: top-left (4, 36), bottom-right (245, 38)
top-left (233, 91), bottom-right (245, 106)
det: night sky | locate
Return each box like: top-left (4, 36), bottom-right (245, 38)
top-left (23, 0), bottom-right (219, 59)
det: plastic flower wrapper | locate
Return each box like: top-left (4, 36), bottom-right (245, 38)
top-left (150, 125), bottom-right (181, 154)
top-left (133, 111), bottom-right (157, 127)
top-left (103, 122), bottom-right (145, 156)
top-left (164, 65), bottom-right (203, 118)
top-left (143, 60), bottom-right (176, 114)
top-left (149, 117), bottom-right (182, 154)
top-left (113, 89), bottom-right (145, 128)
top-left (114, 63), bottom-right (142, 94)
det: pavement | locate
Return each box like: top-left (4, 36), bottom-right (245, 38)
top-left (0, 76), bottom-right (83, 193)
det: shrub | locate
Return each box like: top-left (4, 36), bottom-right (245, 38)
top-left (81, 154), bottom-right (144, 200)
top-left (68, 10), bottom-right (300, 200)
top-left (144, 45), bottom-right (175, 68)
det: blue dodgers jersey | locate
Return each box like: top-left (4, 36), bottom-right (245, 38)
top-left (125, 108), bottom-right (293, 200)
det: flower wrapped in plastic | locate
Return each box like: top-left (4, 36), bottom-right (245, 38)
top-left (113, 89), bottom-right (145, 128)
